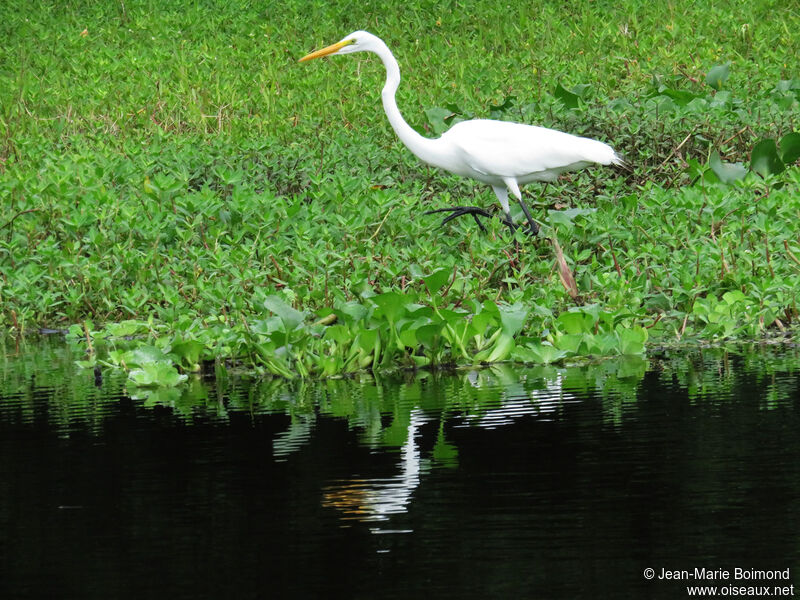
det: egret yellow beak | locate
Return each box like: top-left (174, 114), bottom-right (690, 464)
top-left (299, 39), bottom-right (354, 62)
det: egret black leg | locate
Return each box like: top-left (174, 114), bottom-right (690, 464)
top-left (500, 212), bottom-right (517, 232)
top-left (517, 198), bottom-right (540, 236)
top-left (471, 212), bottom-right (488, 232)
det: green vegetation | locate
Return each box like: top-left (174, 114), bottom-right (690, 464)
top-left (2, 1), bottom-right (799, 384)
top-left (2, 339), bottom-right (798, 447)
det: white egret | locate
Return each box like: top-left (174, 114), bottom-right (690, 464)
top-left (300, 31), bottom-right (624, 235)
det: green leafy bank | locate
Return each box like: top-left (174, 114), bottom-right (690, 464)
top-left (2, 0), bottom-right (800, 387)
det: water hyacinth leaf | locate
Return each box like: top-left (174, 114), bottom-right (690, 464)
top-left (127, 362), bottom-right (188, 387)
top-left (336, 301), bottom-right (368, 324)
top-left (423, 268), bottom-right (451, 295)
top-left (323, 324), bottom-right (351, 344)
top-left (554, 83), bottom-right (580, 109)
top-left (779, 132), bottom-right (800, 164)
top-left (709, 90), bottom-right (732, 108)
top-left (105, 320), bottom-right (148, 337)
top-left (489, 95), bottom-right (515, 119)
top-left (371, 291), bottom-right (407, 323)
top-left (122, 345), bottom-right (170, 367)
top-left (660, 88), bottom-right (699, 107)
top-left (750, 139), bottom-right (785, 177)
top-left (416, 322), bottom-right (444, 347)
top-left (398, 324), bottom-right (418, 347)
top-left (557, 311), bottom-right (592, 335)
top-left (471, 308), bottom-right (498, 336)
top-left (617, 326), bottom-right (648, 355)
top-left (548, 206), bottom-right (596, 228)
top-left (485, 333), bottom-right (515, 363)
top-left (722, 290), bottom-right (748, 306)
top-left (411, 355), bottom-right (431, 368)
top-left (709, 152), bottom-right (747, 184)
top-left (250, 316), bottom-right (283, 336)
top-left (588, 333), bottom-right (620, 356)
top-left (554, 333), bottom-right (584, 355)
top-left (512, 343), bottom-right (568, 365)
top-left (356, 328), bottom-right (378, 353)
top-left (706, 62), bottom-right (731, 90)
top-left (170, 339), bottom-right (205, 370)
top-left (498, 304), bottom-right (528, 336)
top-left (424, 106), bottom-right (454, 135)
top-left (570, 83), bottom-right (591, 98)
top-left (264, 295), bottom-right (305, 331)
top-left (66, 323), bottom-right (85, 339)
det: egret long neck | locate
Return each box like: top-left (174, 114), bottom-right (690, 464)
top-left (374, 42), bottom-right (441, 165)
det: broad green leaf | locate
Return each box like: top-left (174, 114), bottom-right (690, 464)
top-left (722, 290), bottom-right (748, 306)
top-left (486, 334), bottom-right (515, 363)
top-left (416, 322), bottom-right (444, 347)
top-left (264, 295), bottom-right (305, 331)
top-left (557, 311), bottom-right (592, 335)
top-left (371, 291), bottom-right (407, 323)
top-left (512, 343), bottom-right (568, 365)
top-left (617, 326), bottom-right (648, 355)
top-left (423, 268), bottom-right (451, 295)
top-left (122, 345), bottom-right (169, 367)
top-left (323, 324), bottom-right (351, 344)
top-left (709, 152), bottom-right (747, 184)
top-left (583, 333), bottom-right (618, 356)
top-left (105, 320), bottom-right (147, 337)
top-left (779, 132), bottom-right (800, 164)
top-left (127, 363), bottom-right (188, 387)
top-left (750, 139), bottom-right (785, 177)
top-left (489, 95), bottom-right (516, 119)
top-left (336, 301), bottom-right (368, 324)
top-left (66, 324), bottom-right (84, 339)
top-left (170, 339), bottom-right (205, 367)
top-left (548, 206), bottom-right (597, 228)
top-left (554, 333), bottom-right (584, 355)
top-left (660, 88), bottom-right (700, 107)
top-left (554, 83), bottom-right (580, 109)
top-left (411, 355), bottom-right (431, 368)
top-left (498, 304), bottom-right (528, 336)
top-left (424, 106), bottom-right (454, 135)
top-left (398, 325), bottom-right (418, 347)
top-left (706, 62), bottom-right (731, 90)
top-left (570, 83), bottom-right (592, 98)
top-left (356, 328), bottom-right (378, 353)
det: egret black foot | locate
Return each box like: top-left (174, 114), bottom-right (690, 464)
top-left (425, 206), bottom-right (492, 231)
top-left (501, 219), bottom-right (539, 236)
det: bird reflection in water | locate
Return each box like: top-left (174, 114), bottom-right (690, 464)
top-left (322, 409), bottom-right (427, 524)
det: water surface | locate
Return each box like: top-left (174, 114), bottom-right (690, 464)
top-left (2, 340), bottom-right (799, 598)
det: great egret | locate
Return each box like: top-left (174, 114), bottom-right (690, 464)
top-left (300, 31), bottom-right (624, 235)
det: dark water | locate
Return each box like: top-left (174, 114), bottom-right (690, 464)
top-left (2, 340), bottom-right (800, 599)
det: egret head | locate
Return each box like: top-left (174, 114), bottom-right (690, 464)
top-left (299, 31), bottom-right (382, 62)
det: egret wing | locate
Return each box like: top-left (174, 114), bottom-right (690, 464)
top-left (442, 120), bottom-right (617, 179)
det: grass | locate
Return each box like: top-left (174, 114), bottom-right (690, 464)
top-left (1, 0), bottom-right (800, 383)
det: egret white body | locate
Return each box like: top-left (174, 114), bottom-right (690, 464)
top-left (300, 31), bottom-right (624, 234)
